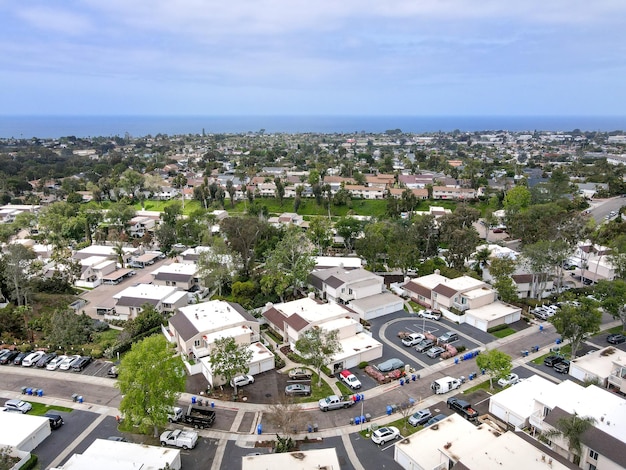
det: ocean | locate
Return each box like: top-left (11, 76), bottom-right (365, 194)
top-left (0, 115), bottom-right (625, 139)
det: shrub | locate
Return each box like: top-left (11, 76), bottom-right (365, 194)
top-left (321, 365), bottom-right (333, 377)
top-left (274, 354), bottom-right (285, 369)
top-left (487, 324), bottom-right (509, 333)
top-left (358, 361), bottom-right (368, 369)
top-left (456, 345), bottom-right (467, 353)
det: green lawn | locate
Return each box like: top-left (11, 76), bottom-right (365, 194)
top-left (28, 401), bottom-right (73, 415)
top-left (491, 327), bottom-right (516, 339)
top-left (335, 381), bottom-right (352, 395)
top-left (358, 415), bottom-right (425, 439)
top-left (463, 380), bottom-right (498, 394)
top-left (290, 373), bottom-right (334, 403)
top-left (532, 344), bottom-right (571, 364)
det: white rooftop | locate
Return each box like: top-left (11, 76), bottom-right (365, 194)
top-left (490, 375), bottom-right (556, 422)
top-left (537, 380), bottom-right (626, 443)
top-left (52, 438), bottom-right (180, 470)
top-left (179, 300), bottom-right (252, 333)
top-left (571, 346), bottom-right (626, 379)
top-left (314, 256), bottom-right (362, 269)
top-left (113, 283), bottom-right (179, 301)
top-left (75, 245), bottom-right (135, 256)
top-left (152, 262), bottom-right (198, 276)
top-left (446, 275), bottom-right (487, 292)
top-left (474, 244), bottom-right (519, 260)
top-left (466, 301), bottom-right (520, 321)
top-left (242, 448), bottom-right (340, 470)
top-left (274, 297), bottom-right (355, 324)
top-left (332, 332), bottom-right (382, 363)
top-left (0, 412), bottom-right (49, 449)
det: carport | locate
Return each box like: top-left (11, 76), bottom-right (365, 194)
top-left (101, 268), bottom-right (131, 285)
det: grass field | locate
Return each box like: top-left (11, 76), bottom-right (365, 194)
top-left (463, 380), bottom-right (498, 394)
top-left (491, 327), bottom-right (516, 339)
top-left (130, 196), bottom-right (464, 219)
top-left (28, 401), bottom-right (73, 415)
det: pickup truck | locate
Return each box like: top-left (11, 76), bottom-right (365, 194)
top-left (339, 370), bottom-right (362, 389)
top-left (160, 429), bottom-right (198, 450)
top-left (182, 404), bottom-right (216, 429)
top-left (318, 394), bottom-right (356, 411)
top-left (447, 397), bottom-right (478, 421)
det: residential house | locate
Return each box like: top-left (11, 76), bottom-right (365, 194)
top-left (398, 174), bottom-right (434, 189)
top-left (529, 380), bottom-right (626, 469)
top-left (153, 186), bottom-right (179, 200)
top-left (166, 300), bottom-right (273, 384)
top-left (432, 186), bottom-right (477, 200)
top-left (387, 187), bottom-right (429, 199)
top-left (403, 270), bottom-right (521, 331)
top-left (127, 216), bottom-right (156, 238)
top-left (394, 413), bottom-right (573, 470)
top-left (309, 267), bottom-right (404, 320)
top-left (242, 448), bottom-right (340, 470)
top-left (111, 284), bottom-right (188, 321)
top-left (344, 184), bottom-right (385, 199)
top-left (262, 296), bottom-right (383, 373)
top-left (151, 262), bottom-right (199, 291)
top-left (267, 212), bottom-right (305, 228)
top-left (569, 346), bottom-right (626, 389)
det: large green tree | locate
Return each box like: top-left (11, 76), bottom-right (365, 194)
top-left (295, 326), bottom-right (342, 386)
top-left (2, 244), bottom-right (37, 306)
top-left (261, 226), bottom-right (315, 301)
top-left (595, 279), bottom-right (626, 331)
top-left (45, 310), bottom-right (94, 351)
top-left (550, 298), bottom-right (602, 358)
top-left (208, 336), bottom-right (253, 393)
top-left (476, 349), bottom-right (512, 388)
top-left (489, 256), bottom-right (518, 303)
top-left (197, 238), bottom-right (242, 297)
top-left (117, 335), bottom-right (186, 437)
top-left (334, 217), bottom-right (363, 254)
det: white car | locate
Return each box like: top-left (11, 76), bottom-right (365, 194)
top-left (230, 375), bottom-right (254, 388)
top-left (47, 355), bottom-right (68, 370)
top-left (401, 333), bottom-right (425, 347)
top-left (418, 310), bottom-right (441, 321)
top-left (497, 373), bottom-right (520, 387)
top-left (371, 426), bottom-right (401, 445)
top-left (59, 355), bottom-right (81, 371)
top-left (21, 351), bottom-right (45, 367)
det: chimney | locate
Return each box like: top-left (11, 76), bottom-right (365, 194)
top-left (434, 269), bottom-right (440, 275)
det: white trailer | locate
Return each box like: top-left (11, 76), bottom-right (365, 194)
top-left (431, 376), bottom-right (462, 394)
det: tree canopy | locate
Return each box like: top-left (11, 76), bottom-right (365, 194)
top-left (295, 326), bottom-right (342, 386)
top-left (208, 336), bottom-right (253, 392)
top-left (476, 349), bottom-right (512, 388)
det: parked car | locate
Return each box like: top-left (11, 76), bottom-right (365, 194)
top-left (497, 373), bottom-right (520, 387)
top-left (553, 360), bottom-right (570, 374)
top-left (0, 351), bottom-right (20, 365)
top-left (230, 375), bottom-right (254, 388)
top-left (13, 351), bottom-right (32, 365)
top-left (418, 310), bottom-right (441, 321)
top-left (44, 413), bottom-right (64, 429)
top-left (438, 331), bottom-right (459, 344)
top-left (285, 384), bottom-right (311, 396)
top-left (607, 333), bottom-right (626, 344)
top-left (22, 351), bottom-right (45, 367)
top-left (288, 368), bottom-right (312, 380)
top-left (36, 353), bottom-right (57, 368)
top-left (47, 355), bottom-right (68, 371)
top-left (107, 365), bottom-right (119, 378)
top-left (59, 355), bottom-right (81, 371)
top-left (543, 355), bottom-right (565, 367)
top-left (107, 436), bottom-right (128, 442)
top-left (376, 358), bottom-right (405, 372)
top-left (425, 414), bottom-right (447, 427)
top-left (3, 399), bottom-right (32, 413)
top-left (72, 356), bottom-right (92, 372)
top-left (408, 408), bottom-right (432, 427)
top-left (371, 426), bottom-right (400, 445)
top-left (401, 333), bottom-right (425, 347)
top-left (415, 339), bottom-right (435, 353)
top-left (426, 346), bottom-right (446, 359)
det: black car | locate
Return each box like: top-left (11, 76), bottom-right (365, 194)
top-left (36, 353), bottom-right (57, 368)
top-left (13, 351), bottom-right (31, 365)
top-left (71, 356), bottom-right (92, 372)
top-left (544, 355), bottom-right (565, 367)
top-left (553, 360), bottom-right (570, 374)
top-left (0, 351), bottom-right (20, 364)
top-left (607, 333), bottom-right (626, 344)
top-left (44, 413), bottom-right (64, 430)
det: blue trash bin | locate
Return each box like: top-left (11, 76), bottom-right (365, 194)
top-left (412, 374), bottom-right (416, 381)
top-left (37, 389), bottom-right (43, 397)
top-left (26, 388), bottom-right (32, 395)
top-left (539, 325), bottom-right (544, 331)
top-left (211, 401), bottom-right (215, 408)
top-left (360, 393), bottom-right (365, 401)
top-left (400, 379), bottom-right (404, 386)
top-left (78, 396), bottom-right (83, 403)
top-left (257, 424), bottom-right (262, 435)
top-left (354, 416), bottom-right (361, 425)
top-left (308, 424), bottom-right (312, 432)
top-left (556, 338), bottom-right (562, 344)
top-left (191, 396), bottom-right (196, 404)
top-left (386, 405), bottom-right (393, 415)
top-left (454, 358), bottom-right (459, 364)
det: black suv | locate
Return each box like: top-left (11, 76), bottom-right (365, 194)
top-left (553, 360), bottom-right (570, 374)
top-left (72, 356), bottom-right (92, 372)
top-left (544, 355), bottom-right (565, 367)
top-left (44, 413), bottom-right (64, 429)
top-left (607, 333), bottom-right (626, 344)
top-left (415, 339), bottom-right (435, 353)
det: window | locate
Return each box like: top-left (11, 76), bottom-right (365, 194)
top-left (588, 465), bottom-right (597, 470)
top-left (194, 339), bottom-right (201, 347)
top-left (589, 450), bottom-right (598, 460)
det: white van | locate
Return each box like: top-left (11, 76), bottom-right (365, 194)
top-left (22, 351), bottom-right (45, 367)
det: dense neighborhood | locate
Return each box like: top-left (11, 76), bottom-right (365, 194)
top-left (1, 128), bottom-right (626, 470)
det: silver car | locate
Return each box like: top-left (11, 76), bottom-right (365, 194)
top-left (4, 399), bottom-right (32, 414)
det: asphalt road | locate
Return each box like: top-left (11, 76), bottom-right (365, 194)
top-left (588, 196), bottom-right (625, 223)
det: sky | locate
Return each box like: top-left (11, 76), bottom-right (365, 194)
top-left (1, 0), bottom-right (625, 117)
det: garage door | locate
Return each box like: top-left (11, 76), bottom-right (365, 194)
top-left (489, 401), bottom-right (509, 423)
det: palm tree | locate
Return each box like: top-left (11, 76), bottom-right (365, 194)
top-left (544, 412), bottom-right (597, 464)
top-left (472, 247), bottom-right (492, 275)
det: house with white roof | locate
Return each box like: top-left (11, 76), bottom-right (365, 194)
top-left (51, 438), bottom-right (181, 470)
top-left (569, 346), bottom-right (626, 389)
top-left (529, 380), bottom-right (626, 469)
top-left (151, 262), bottom-right (199, 291)
top-left (166, 299), bottom-right (273, 384)
top-left (242, 448), bottom-right (340, 470)
top-left (394, 413), bottom-right (573, 470)
top-left (262, 295), bottom-right (382, 373)
top-left (308, 267), bottom-right (403, 320)
top-left (110, 284), bottom-right (188, 321)
top-left (403, 270), bottom-right (521, 331)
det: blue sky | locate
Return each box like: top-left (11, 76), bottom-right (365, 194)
top-left (1, 1), bottom-right (625, 116)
